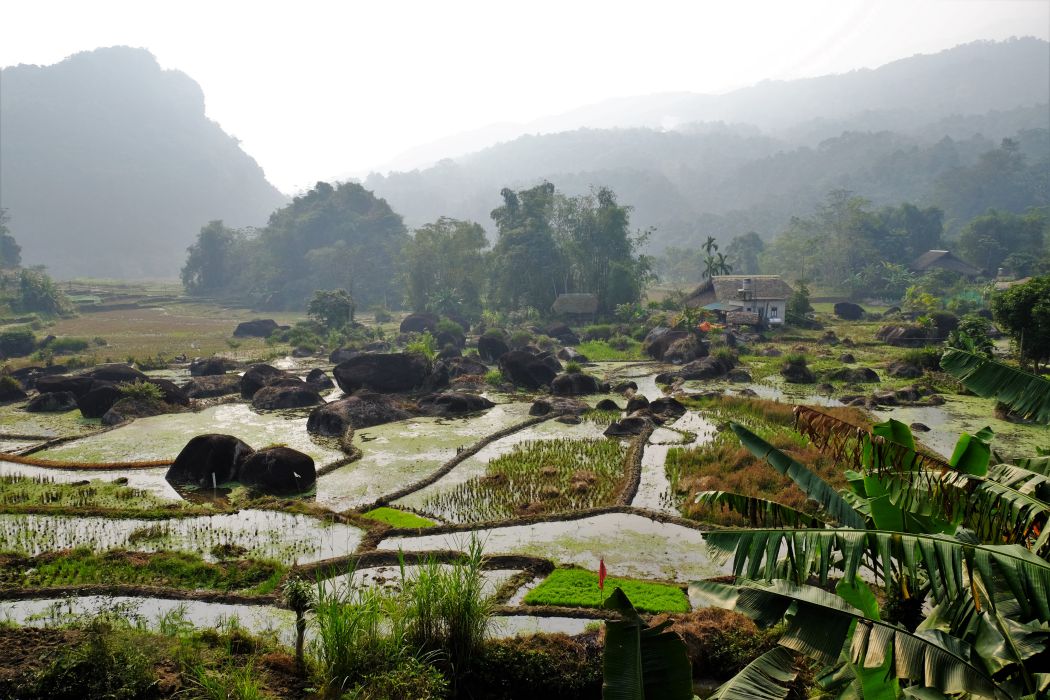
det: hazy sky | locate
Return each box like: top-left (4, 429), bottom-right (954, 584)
top-left (2, 0), bottom-right (1047, 193)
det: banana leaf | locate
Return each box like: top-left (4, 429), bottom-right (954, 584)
top-left (941, 347), bottom-right (1050, 424)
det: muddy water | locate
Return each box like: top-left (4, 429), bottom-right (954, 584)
top-left (378, 512), bottom-right (721, 582)
top-left (316, 403), bottom-right (533, 511)
top-left (0, 462), bottom-right (178, 499)
top-left (0, 510), bottom-right (363, 564)
top-left (633, 412), bottom-right (717, 514)
top-left (0, 595), bottom-right (595, 641)
top-left (35, 403), bottom-right (345, 465)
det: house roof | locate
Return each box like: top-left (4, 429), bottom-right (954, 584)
top-left (552, 293), bottom-right (599, 314)
top-left (684, 275), bottom-right (793, 308)
top-left (910, 250), bottom-right (982, 276)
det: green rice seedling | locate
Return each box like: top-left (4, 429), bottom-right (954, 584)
top-left (362, 507), bottom-right (436, 529)
top-left (423, 438), bottom-right (626, 522)
top-left (523, 568), bottom-right (689, 613)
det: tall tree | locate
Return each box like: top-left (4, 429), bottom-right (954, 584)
top-left (0, 209), bottom-right (22, 269)
top-left (181, 220), bottom-right (242, 294)
top-left (488, 183), bottom-right (564, 312)
top-left (724, 232), bottom-right (763, 274)
top-left (402, 217), bottom-right (488, 317)
top-left (957, 208), bottom-right (1046, 274)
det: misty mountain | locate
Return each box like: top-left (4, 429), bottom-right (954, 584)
top-left (364, 38), bottom-right (1049, 248)
top-left (0, 46), bottom-right (287, 278)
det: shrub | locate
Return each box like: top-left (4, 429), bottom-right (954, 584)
top-left (0, 327), bottom-right (36, 357)
top-left (900, 348), bottom-right (941, 370)
top-left (484, 369), bottom-right (504, 387)
top-left (784, 353), bottom-right (808, 366)
top-left (508, 330), bottom-right (533, 349)
top-left (371, 306), bottom-right (393, 323)
top-left (24, 619), bottom-right (158, 700)
top-left (466, 633), bottom-right (602, 699)
top-left (0, 375), bottom-right (23, 393)
top-left (48, 337), bottom-right (90, 354)
top-left (482, 328), bottom-right (507, 341)
top-left (649, 608), bottom-right (780, 680)
top-left (118, 381), bottom-right (164, 402)
top-left (564, 361), bottom-right (582, 374)
top-left (353, 657), bottom-right (449, 699)
top-left (714, 347), bottom-right (737, 365)
top-left (436, 319), bottom-right (464, 337)
top-left (581, 324), bottom-right (614, 341)
top-left (607, 334), bottom-right (632, 351)
top-left (405, 331), bottom-right (438, 363)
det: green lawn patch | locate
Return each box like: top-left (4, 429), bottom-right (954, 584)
top-left (576, 339), bottom-right (645, 361)
top-left (523, 568), bottom-right (689, 613)
top-left (362, 506), bottom-right (436, 529)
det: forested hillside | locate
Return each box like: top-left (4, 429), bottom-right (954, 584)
top-left (365, 38), bottom-right (1049, 250)
top-left (0, 47), bottom-right (287, 278)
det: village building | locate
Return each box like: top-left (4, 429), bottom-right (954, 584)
top-left (909, 249), bottom-right (982, 277)
top-left (684, 275), bottom-right (793, 325)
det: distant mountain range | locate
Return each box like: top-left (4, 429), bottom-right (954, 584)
top-left (0, 39), bottom-right (1046, 279)
top-left (364, 37), bottom-right (1049, 249)
top-left (0, 47), bottom-right (287, 278)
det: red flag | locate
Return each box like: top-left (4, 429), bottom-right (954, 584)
top-left (598, 558), bottom-right (607, 592)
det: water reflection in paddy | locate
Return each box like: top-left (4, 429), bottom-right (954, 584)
top-left (379, 512), bottom-right (721, 583)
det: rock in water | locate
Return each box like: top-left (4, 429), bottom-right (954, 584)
top-left (167, 434), bottom-right (255, 487)
top-left (238, 447), bottom-right (316, 494)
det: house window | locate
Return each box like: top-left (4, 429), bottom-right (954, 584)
top-left (771, 306), bottom-right (779, 316)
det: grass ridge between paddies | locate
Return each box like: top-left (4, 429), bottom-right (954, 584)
top-left (523, 567), bottom-right (689, 613)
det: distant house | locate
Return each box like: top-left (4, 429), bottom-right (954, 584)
top-left (910, 250), bottom-right (982, 277)
top-left (684, 275), bottom-right (793, 325)
top-left (551, 293), bottom-right (599, 320)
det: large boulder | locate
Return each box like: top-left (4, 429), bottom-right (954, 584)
top-left (498, 350), bottom-right (560, 389)
top-left (642, 327), bottom-right (689, 362)
top-left (529, 396), bottom-right (589, 416)
top-left (886, 361), bottom-right (924, 379)
top-left (10, 365), bottom-right (67, 390)
top-left (101, 397), bottom-right (171, 426)
top-left (649, 397), bottom-right (687, 419)
top-left (240, 364), bottom-right (292, 399)
top-left (85, 364), bottom-right (149, 384)
top-left (25, 390), bottom-right (78, 412)
top-left (238, 447), bottom-right (316, 494)
top-left (477, 334), bottom-right (510, 363)
top-left (595, 398), bottom-right (622, 411)
top-left (834, 302), bottom-right (865, 320)
top-left (557, 347), bottom-right (589, 363)
top-left (442, 356), bottom-right (488, 379)
top-left (333, 353), bottom-right (431, 394)
top-left (329, 347), bottom-right (358, 364)
top-left (677, 356), bottom-right (734, 381)
top-left (190, 357), bottom-right (233, 376)
top-left (77, 383), bottom-right (123, 418)
top-left (35, 375), bottom-right (96, 398)
top-left (875, 325), bottom-right (932, 347)
top-left (0, 378), bottom-right (27, 403)
top-left (181, 374), bottom-right (241, 399)
top-left (626, 395), bottom-right (650, 413)
top-left (233, 319), bottom-right (279, 338)
top-left (305, 368), bottom-right (335, 391)
top-left (544, 322), bottom-right (580, 346)
top-left (824, 367), bottom-right (880, 383)
top-left (251, 382), bottom-right (324, 410)
top-left (166, 434), bottom-right (254, 487)
top-left (780, 362), bottom-right (816, 384)
top-left (550, 372), bottom-right (601, 396)
top-left (416, 392), bottom-right (495, 417)
top-left (307, 392), bottom-right (412, 436)
top-left (400, 313), bottom-right (438, 334)
top-left (663, 335), bottom-right (706, 365)
top-left (604, 416), bottom-right (652, 437)
top-left (145, 378), bottom-right (190, 406)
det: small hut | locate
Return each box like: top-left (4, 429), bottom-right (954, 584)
top-left (552, 293), bottom-right (599, 322)
top-left (910, 250), bottom-right (982, 277)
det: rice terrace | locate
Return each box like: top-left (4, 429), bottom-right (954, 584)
top-left (0, 6), bottom-right (1049, 699)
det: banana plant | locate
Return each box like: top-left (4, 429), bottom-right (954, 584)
top-left (691, 409), bottom-right (1050, 698)
top-left (941, 346), bottom-right (1050, 424)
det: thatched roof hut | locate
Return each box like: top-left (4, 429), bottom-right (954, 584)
top-left (910, 250), bottom-right (982, 277)
top-left (552, 293), bottom-right (599, 316)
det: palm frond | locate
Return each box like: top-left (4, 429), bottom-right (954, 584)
top-left (707, 647), bottom-right (799, 700)
top-left (941, 347), bottom-right (1050, 424)
top-left (694, 490), bottom-right (829, 529)
top-left (690, 579), bottom-right (1002, 698)
top-left (703, 528), bottom-right (1050, 621)
top-left (731, 422), bottom-right (866, 529)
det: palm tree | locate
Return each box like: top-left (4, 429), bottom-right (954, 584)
top-left (692, 405), bottom-right (1050, 698)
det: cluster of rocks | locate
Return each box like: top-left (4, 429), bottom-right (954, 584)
top-left (840, 384), bottom-right (945, 409)
top-left (166, 433), bottom-right (315, 495)
top-left (27, 364), bottom-right (188, 424)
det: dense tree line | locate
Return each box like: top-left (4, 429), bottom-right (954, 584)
top-left (183, 181), bottom-right (652, 317)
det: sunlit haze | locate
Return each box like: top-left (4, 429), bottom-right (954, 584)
top-left (3, 0), bottom-right (1047, 192)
